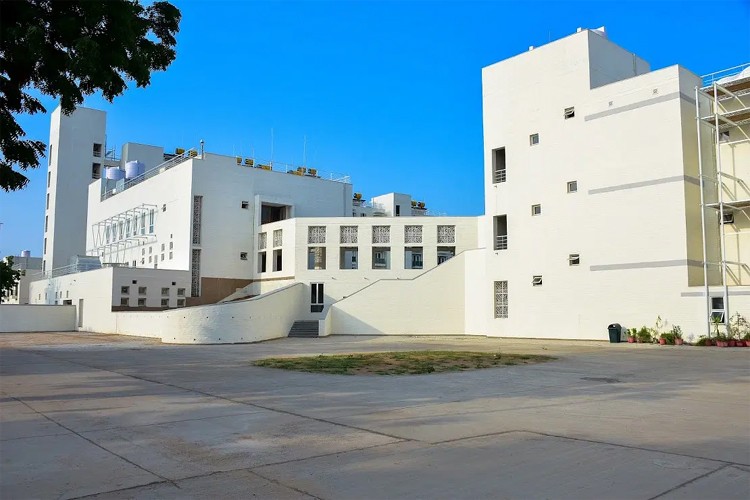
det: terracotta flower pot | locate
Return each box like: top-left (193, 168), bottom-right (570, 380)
top-left (675, 338), bottom-right (684, 345)
top-left (627, 336), bottom-right (636, 343)
top-left (659, 338), bottom-right (667, 345)
top-left (717, 340), bottom-right (728, 347)
top-left (729, 340), bottom-right (736, 347)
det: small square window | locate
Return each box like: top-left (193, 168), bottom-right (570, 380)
top-left (532, 275), bottom-right (543, 286)
top-left (161, 243), bottom-right (165, 251)
top-left (120, 297), bottom-right (129, 306)
top-left (177, 299), bottom-right (186, 307)
top-left (161, 298), bottom-right (169, 307)
top-left (564, 107), bottom-right (575, 119)
top-left (567, 181), bottom-right (578, 193)
top-left (240, 252), bottom-right (248, 260)
top-left (169, 252), bottom-right (173, 259)
top-left (149, 256), bottom-right (152, 263)
top-left (137, 298), bottom-right (146, 306)
top-left (531, 204), bottom-right (542, 216)
top-left (177, 288), bottom-right (186, 297)
top-left (121, 286), bottom-right (130, 294)
top-left (132, 280), bottom-right (137, 284)
top-left (171, 281), bottom-right (176, 286)
top-left (161, 254), bottom-right (165, 261)
top-left (241, 201), bottom-right (249, 209)
top-left (569, 254), bottom-right (580, 266)
top-left (529, 133), bottom-right (539, 146)
top-left (138, 286), bottom-right (147, 295)
top-left (161, 287), bottom-right (170, 296)
top-left (721, 212), bottom-right (734, 224)
top-left (169, 242), bottom-right (173, 249)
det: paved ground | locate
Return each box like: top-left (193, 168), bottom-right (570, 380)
top-left (1, 332), bottom-right (748, 499)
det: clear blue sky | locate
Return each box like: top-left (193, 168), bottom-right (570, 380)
top-left (2, 0), bottom-right (749, 257)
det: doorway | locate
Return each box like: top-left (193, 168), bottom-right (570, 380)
top-left (77, 299), bottom-right (84, 328)
top-left (310, 283), bottom-right (324, 313)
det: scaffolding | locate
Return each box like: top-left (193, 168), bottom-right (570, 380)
top-left (89, 204), bottom-right (158, 263)
top-left (695, 63), bottom-right (750, 336)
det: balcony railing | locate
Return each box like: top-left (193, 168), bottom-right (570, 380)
top-left (495, 235), bottom-right (508, 250)
top-left (494, 169), bottom-right (507, 183)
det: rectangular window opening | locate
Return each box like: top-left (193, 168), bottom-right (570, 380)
top-left (372, 247), bottom-right (391, 269)
top-left (339, 247), bottom-right (358, 270)
top-left (492, 147), bottom-right (506, 183)
top-left (569, 254), bottom-right (580, 266)
top-left (531, 204), bottom-right (542, 216)
top-left (494, 281), bottom-right (508, 318)
top-left (564, 107), bottom-right (575, 119)
top-left (405, 247), bottom-right (423, 269)
top-left (532, 275), bottom-right (543, 286)
top-left (240, 252), bottom-right (248, 260)
top-left (92, 163), bottom-right (101, 179)
top-left (529, 133), bottom-right (539, 146)
top-left (437, 246), bottom-right (455, 265)
top-left (258, 252), bottom-right (267, 273)
top-left (567, 180), bottom-right (578, 193)
top-left (241, 201), bottom-right (249, 209)
top-left (307, 247), bottom-right (326, 270)
top-left (494, 215), bottom-right (508, 250)
top-left (273, 249), bottom-right (283, 272)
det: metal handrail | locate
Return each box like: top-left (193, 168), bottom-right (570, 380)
top-left (494, 169), bottom-right (507, 183)
top-left (701, 63), bottom-right (750, 87)
top-left (495, 235), bottom-right (508, 250)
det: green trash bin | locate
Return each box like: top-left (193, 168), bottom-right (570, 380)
top-left (608, 323), bottom-right (621, 343)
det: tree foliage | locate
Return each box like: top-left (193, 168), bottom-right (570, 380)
top-left (0, 256), bottom-right (22, 303)
top-left (0, 0), bottom-right (181, 191)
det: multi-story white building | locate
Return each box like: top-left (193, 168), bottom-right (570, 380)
top-left (3, 252), bottom-right (42, 304)
top-left (21, 27), bottom-right (748, 343)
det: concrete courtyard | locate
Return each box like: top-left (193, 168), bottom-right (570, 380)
top-left (1, 332), bottom-right (748, 499)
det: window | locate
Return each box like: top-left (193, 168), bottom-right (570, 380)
top-left (141, 213), bottom-right (146, 235)
top-left (120, 298), bottom-right (129, 306)
top-left (137, 298), bottom-right (146, 306)
top-left (149, 256), bottom-right (152, 263)
top-left (532, 275), bottom-right (543, 286)
top-left (162, 204), bottom-right (167, 212)
top-left (45, 216), bottom-right (48, 232)
top-left (437, 225), bottom-right (455, 244)
top-left (372, 247), bottom-right (391, 269)
top-left (492, 147), bottom-right (506, 183)
top-left (93, 143), bottom-right (102, 157)
top-left (192, 196), bottom-right (202, 243)
top-left (192, 248), bottom-right (201, 297)
top-left (273, 249), bottom-right (283, 271)
top-left (240, 252), bottom-right (248, 260)
top-left (404, 225), bottom-right (422, 244)
top-left (92, 163), bottom-right (101, 179)
top-left (405, 247), bottom-right (423, 269)
top-left (372, 226), bottom-right (390, 244)
top-left (564, 107), bottom-right (575, 119)
top-left (437, 247), bottom-right (455, 265)
top-left (569, 254), bottom-right (580, 266)
top-left (169, 252), bottom-right (173, 259)
top-left (494, 281), bottom-right (508, 318)
top-left (529, 133), bottom-right (539, 146)
top-left (132, 280), bottom-right (138, 284)
top-left (177, 299), bottom-right (186, 307)
top-left (177, 288), bottom-right (186, 297)
top-left (161, 243), bottom-right (165, 251)
top-left (258, 232), bottom-right (267, 250)
top-left (149, 209), bottom-right (155, 234)
top-left (567, 181), bottom-right (578, 193)
top-left (171, 281), bottom-right (176, 286)
top-left (395, 205), bottom-right (401, 216)
top-left (721, 211), bottom-right (734, 224)
top-left (310, 283), bottom-right (324, 313)
top-left (121, 286), bottom-right (130, 294)
top-left (711, 297), bottom-right (725, 323)
top-left (273, 229), bottom-right (283, 247)
top-left (308, 226), bottom-right (326, 244)
top-left (46, 193), bottom-right (49, 209)
top-left (161, 287), bottom-right (169, 296)
top-left (44, 237), bottom-right (47, 253)
top-left (161, 298), bottom-right (169, 307)
top-left (494, 215), bottom-right (508, 250)
top-left (138, 286), bottom-right (147, 295)
top-left (132, 260), bottom-right (137, 267)
top-left (241, 201), bottom-right (249, 209)
top-left (719, 130), bottom-right (730, 142)
top-left (47, 171), bottom-right (51, 187)
top-left (531, 204), bottom-right (542, 216)
top-left (49, 144), bottom-right (53, 165)
top-left (258, 252), bottom-right (267, 272)
top-left (169, 241), bottom-right (173, 250)
top-left (261, 204), bottom-right (288, 224)
top-left (339, 247), bottom-right (358, 269)
top-left (307, 247), bottom-right (326, 270)
top-left (340, 226), bottom-right (358, 244)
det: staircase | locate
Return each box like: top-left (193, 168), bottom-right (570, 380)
top-left (288, 321), bottom-right (319, 338)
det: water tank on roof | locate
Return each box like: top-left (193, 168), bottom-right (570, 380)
top-left (124, 161), bottom-right (145, 179)
top-left (21, 250), bottom-right (31, 258)
top-left (105, 166), bottom-right (125, 180)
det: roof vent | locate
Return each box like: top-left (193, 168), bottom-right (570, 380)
top-left (592, 26), bottom-right (607, 38)
top-left (529, 45), bottom-right (534, 51)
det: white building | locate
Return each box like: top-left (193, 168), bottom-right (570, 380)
top-left (20, 27), bottom-right (749, 343)
top-left (3, 252), bottom-right (42, 304)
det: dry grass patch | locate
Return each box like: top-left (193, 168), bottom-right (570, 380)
top-left (253, 351), bottom-right (554, 375)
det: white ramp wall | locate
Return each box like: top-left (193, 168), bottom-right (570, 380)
top-left (0, 305), bottom-right (76, 332)
top-left (114, 283), bottom-right (306, 343)
top-left (327, 253), bottom-right (467, 335)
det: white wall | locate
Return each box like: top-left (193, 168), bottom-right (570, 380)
top-left (114, 282), bottom-right (306, 343)
top-left (327, 252), bottom-right (468, 335)
top-left (0, 305), bottom-right (76, 332)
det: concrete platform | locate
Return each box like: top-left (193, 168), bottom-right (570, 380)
top-left (1, 332), bottom-right (748, 499)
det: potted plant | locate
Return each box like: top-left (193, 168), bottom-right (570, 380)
top-left (626, 327), bottom-right (637, 343)
top-left (672, 326), bottom-right (684, 345)
top-left (743, 332), bottom-right (750, 348)
top-left (728, 313), bottom-right (749, 347)
top-left (659, 332), bottom-right (675, 345)
top-left (715, 331), bottom-right (729, 348)
top-left (636, 326), bottom-right (652, 344)
top-left (696, 336), bottom-right (712, 347)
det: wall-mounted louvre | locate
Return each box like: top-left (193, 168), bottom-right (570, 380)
top-left (258, 232), bottom-right (267, 250)
top-left (404, 225), bottom-right (423, 244)
top-left (308, 226), bottom-right (326, 244)
top-left (372, 225), bottom-right (390, 244)
top-left (191, 249), bottom-right (201, 296)
top-left (192, 195), bottom-right (203, 244)
top-left (494, 281), bottom-right (508, 318)
top-left (437, 225), bottom-right (455, 244)
top-left (273, 229), bottom-right (283, 247)
top-left (340, 225), bottom-right (358, 244)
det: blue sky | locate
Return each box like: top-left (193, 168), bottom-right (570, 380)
top-left (2, 0), bottom-right (749, 257)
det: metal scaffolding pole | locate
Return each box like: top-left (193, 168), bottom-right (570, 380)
top-left (695, 86), bottom-right (711, 337)
top-left (713, 82), bottom-right (730, 326)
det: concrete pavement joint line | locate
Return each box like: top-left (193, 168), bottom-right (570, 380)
top-left (8, 395), bottom-right (176, 487)
top-left (69, 479), bottom-right (173, 500)
top-left (25, 348), bottom-right (414, 442)
top-left (248, 468), bottom-right (323, 499)
top-left (525, 430), bottom-right (745, 467)
top-left (646, 463), bottom-right (733, 500)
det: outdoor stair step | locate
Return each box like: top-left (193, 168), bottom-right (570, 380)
top-left (288, 321), bottom-right (319, 338)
